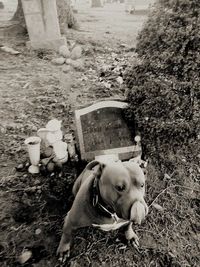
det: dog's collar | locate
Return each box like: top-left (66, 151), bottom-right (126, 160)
top-left (91, 176), bottom-right (118, 222)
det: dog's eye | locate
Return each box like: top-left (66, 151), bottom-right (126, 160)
top-left (115, 184), bottom-right (126, 192)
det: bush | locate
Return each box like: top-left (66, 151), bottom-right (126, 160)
top-left (125, 0), bottom-right (200, 156)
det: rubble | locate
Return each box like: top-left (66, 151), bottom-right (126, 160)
top-left (59, 45), bottom-right (70, 58)
top-left (18, 250), bottom-right (32, 264)
top-left (51, 57), bottom-right (65, 65)
top-left (70, 45), bottom-right (82, 60)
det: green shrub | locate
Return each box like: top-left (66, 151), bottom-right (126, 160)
top-left (125, 0), bottom-right (200, 155)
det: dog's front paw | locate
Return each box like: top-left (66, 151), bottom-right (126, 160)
top-left (57, 242), bottom-right (70, 263)
top-left (125, 223), bottom-right (139, 247)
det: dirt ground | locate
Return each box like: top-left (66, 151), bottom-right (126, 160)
top-left (0, 2), bottom-right (199, 267)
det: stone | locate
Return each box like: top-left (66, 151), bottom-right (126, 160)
top-left (18, 250), bottom-right (32, 264)
top-left (70, 59), bottom-right (84, 71)
top-left (65, 58), bottom-right (72, 65)
top-left (70, 45), bottom-right (82, 60)
top-left (59, 45), bottom-right (70, 58)
top-left (51, 57), bottom-right (65, 65)
top-left (35, 228), bottom-right (42, 235)
top-left (75, 100), bottom-right (141, 161)
top-left (62, 65), bottom-right (71, 73)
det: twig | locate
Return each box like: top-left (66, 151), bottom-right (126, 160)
top-left (149, 185), bottom-right (200, 208)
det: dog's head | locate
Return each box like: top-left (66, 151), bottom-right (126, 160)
top-left (88, 160), bottom-right (148, 223)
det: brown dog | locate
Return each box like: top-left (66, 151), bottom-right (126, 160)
top-left (57, 160), bottom-right (148, 260)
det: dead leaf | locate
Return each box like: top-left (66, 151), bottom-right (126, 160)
top-left (164, 173), bottom-right (171, 180)
top-left (1, 46), bottom-right (20, 55)
top-left (116, 76), bottom-right (123, 85)
top-left (152, 203), bottom-right (164, 211)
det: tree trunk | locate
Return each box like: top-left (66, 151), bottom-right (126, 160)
top-left (12, 0), bottom-right (78, 34)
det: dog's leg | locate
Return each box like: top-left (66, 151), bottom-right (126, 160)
top-left (57, 213), bottom-right (74, 262)
top-left (125, 222), bottom-right (139, 246)
top-left (57, 208), bottom-right (91, 262)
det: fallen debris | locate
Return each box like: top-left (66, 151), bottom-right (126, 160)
top-left (59, 45), bottom-right (70, 58)
top-left (70, 45), bottom-right (82, 60)
top-left (0, 45), bottom-right (20, 55)
top-left (152, 203), bottom-right (164, 212)
top-left (18, 249), bottom-right (32, 264)
top-left (51, 57), bottom-right (65, 65)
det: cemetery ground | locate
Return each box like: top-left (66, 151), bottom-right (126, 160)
top-left (0, 3), bottom-right (199, 267)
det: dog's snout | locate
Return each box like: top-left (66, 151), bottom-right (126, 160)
top-left (129, 199), bottom-right (148, 224)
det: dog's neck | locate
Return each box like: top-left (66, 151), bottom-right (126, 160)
top-left (91, 176), bottom-right (118, 221)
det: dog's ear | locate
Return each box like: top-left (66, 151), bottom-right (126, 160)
top-left (85, 160), bottom-right (100, 171)
top-left (94, 162), bottom-right (106, 179)
top-left (85, 160), bottom-right (106, 179)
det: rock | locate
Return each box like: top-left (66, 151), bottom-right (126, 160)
top-left (59, 45), bottom-right (70, 58)
top-left (62, 64), bottom-right (72, 73)
top-left (65, 58), bottom-right (72, 65)
top-left (70, 59), bottom-right (84, 71)
top-left (25, 162), bottom-right (30, 168)
top-left (35, 228), bottom-right (42, 235)
top-left (51, 57), bottom-right (65, 65)
top-left (18, 250), bottom-right (32, 264)
top-left (70, 46), bottom-right (82, 60)
top-left (16, 163), bottom-right (24, 171)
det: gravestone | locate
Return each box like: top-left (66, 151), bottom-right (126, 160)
top-left (21, 0), bottom-right (66, 50)
top-left (75, 100), bottom-right (142, 161)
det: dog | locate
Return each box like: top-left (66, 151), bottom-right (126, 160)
top-left (57, 160), bottom-right (148, 261)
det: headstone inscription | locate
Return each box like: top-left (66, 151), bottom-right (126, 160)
top-left (75, 100), bottom-right (141, 161)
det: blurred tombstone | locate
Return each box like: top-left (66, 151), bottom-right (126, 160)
top-left (0, 1), bottom-right (4, 9)
top-left (75, 100), bottom-right (141, 161)
top-left (21, 0), bottom-right (66, 50)
top-left (91, 0), bottom-right (104, 8)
